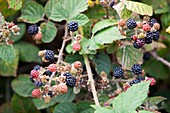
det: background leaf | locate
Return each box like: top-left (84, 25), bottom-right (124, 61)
top-left (53, 102), bottom-right (77, 113)
top-left (19, 1), bottom-right (44, 23)
top-left (76, 101), bottom-right (94, 113)
top-left (7, 0), bottom-right (22, 10)
top-left (41, 21), bottom-right (57, 43)
top-left (144, 96), bottom-right (167, 107)
top-left (116, 45), bottom-right (143, 69)
top-left (65, 54), bottom-right (84, 64)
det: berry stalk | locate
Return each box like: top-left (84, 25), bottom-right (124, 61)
top-left (83, 54), bottom-right (100, 106)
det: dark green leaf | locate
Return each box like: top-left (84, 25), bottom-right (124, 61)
top-left (19, 1), bottom-right (44, 23)
top-left (93, 52), bottom-right (111, 75)
top-left (0, 102), bottom-right (13, 113)
top-left (0, 45), bottom-right (16, 63)
top-left (106, 43), bottom-right (116, 54)
top-left (116, 45), bottom-right (143, 69)
top-left (11, 74), bottom-right (35, 97)
top-left (11, 94), bottom-right (39, 113)
top-left (65, 54), bottom-right (84, 64)
top-left (53, 102), bottom-right (77, 113)
top-left (76, 101), bottom-right (94, 113)
top-left (92, 105), bottom-right (114, 113)
top-left (144, 96), bottom-right (167, 107)
top-left (41, 21), bottom-right (57, 43)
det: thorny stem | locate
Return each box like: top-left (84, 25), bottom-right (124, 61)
top-left (150, 51), bottom-right (170, 68)
top-left (83, 54), bottom-right (100, 106)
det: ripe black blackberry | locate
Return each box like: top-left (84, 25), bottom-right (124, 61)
top-left (43, 70), bottom-right (52, 77)
top-left (48, 91), bottom-right (53, 98)
top-left (126, 19), bottom-right (137, 29)
top-left (136, 39), bottom-right (145, 47)
top-left (30, 76), bottom-right (35, 83)
top-left (63, 72), bottom-right (72, 77)
top-left (152, 31), bottom-right (160, 41)
top-left (133, 41), bottom-right (141, 49)
top-left (68, 22), bottom-right (78, 32)
top-left (130, 79), bottom-right (140, 86)
top-left (137, 75), bottom-right (145, 81)
top-left (110, 0), bottom-right (115, 8)
top-left (113, 67), bottom-right (124, 78)
top-left (149, 18), bottom-right (157, 27)
top-left (145, 32), bottom-right (153, 44)
top-left (33, 65), bottom-right (41, 71)
top-left (34, 81), bottom-right (43, 87)
top-left (65, 76), bottom-right (76, 87)
top-left (44, 50), bottom-right (55, 61)
top-left (131, 64), bottom-right (142, 75)
top-left (28, 24), bottom-right (39, 35)
top-left (143, 52), bottom-right (151, 61)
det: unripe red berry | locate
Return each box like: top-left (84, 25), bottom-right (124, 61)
top-left (131, 35), bottom-right (138, 41)
top-left (30, 70), bottom-right (39, 78)
top-left (32, 89), bottom-right (41, 98)
top-left (73, 61), bottom-right (82, 69)
top-left (72, 42), bottom-right (81, 51)
top-left (47, 64), bottom-right (57, 72)
top-left (142, 24), bottom-right (151, 31)
top-left (35, 33), bottom-right (43, 40)
top-left (118, 19), bottom-right (126, 27)
top-left (146, 77), bottom-right (156, 86)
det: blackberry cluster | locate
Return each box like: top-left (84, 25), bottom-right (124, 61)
top-left (68, 22), bottom-right (78, 32)
top-left (113, 67), bottom-right (124, 78)
top-left (126, 19), bottom-right (137, 29)
top-left (34, 81), bottom-right (43, 87)
top-left (44, 50), bottom-right (55, 61)
top-left (28, 25), bottom-right (39, 35)
top-left (131, 64), bottom-right (142, 75)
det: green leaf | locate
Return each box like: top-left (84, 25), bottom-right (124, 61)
top-left (7, 0), bottom-right (22, 10)
top-left (49, 0), bottom-right (88, 23)
top-left (92, 19), bottom-right (118, 35)
top-left (76, 101), bottom-right (94, 113)
top-left (121, 7), bottom-right (132, 19)
top-left (53, 102), bottom-right (77, 113)
top-left (41, 21), bottom-right (57, 43)
top-left (154, 7), bottom-right (169, 14)
top-left (14, 41), bottom-right (41, 63)
top-left (19, 1), bottom-right (44, 23)
top-left (65, 54), bottom-right (84, 64)
top-left (106, 43), bottom-right (116, 54)
top-left (116, 45), bottom-right (143, 69)
top-left (93, 52), bottom-right (111, 75)
top-left (111, 82), bottom-right (150, 113)
top-left (0, 51), bottom-right (19, 77)
top-left (33, 88), bottom-right (75, 110)
top-left (125, 1), bottom-right (153, 16)
top-left (0, 102), bottom-right (13, 113)
top-left (11, 94), bottom-right (39, 113)
top-left (68, 13), bottom-right (89, 26)
top-left (79, 38), bottom-right (96, 55)
top-left (91, 26), bottom-right (125, 45)
top-left (138, 110), bottom-right (153, 113)
top-left (0, 45), bottom-right (16, 63)
top-left (0, 12), bottom-right (5, 27)
top-left (87, 39), bottom-right (100, 51)
top-left (11, 23), bottom-right (26, 43)
top-left (144, 96), bottom-right (167, 107)
top-left (66, 43), bottom-right (73, 54)
top-left (143, 59), bottom-right (169, 79)
top-left (11, 75), bottom-right (35, 97)
top-left (92, 105), bottom-right (114, 113)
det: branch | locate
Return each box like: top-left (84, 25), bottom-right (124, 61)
top-left (83, 55), bottom-right (100, 106)
top-left (150, 51), bottom-right (170, 68)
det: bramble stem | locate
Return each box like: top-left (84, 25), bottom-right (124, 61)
top-left (83, 54), bottom-right (100, 106)
top-left (150, 51), bottom-right (170, 68)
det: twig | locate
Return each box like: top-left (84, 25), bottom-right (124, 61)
top-left (105, 7), bottom-right (109, 19)
top-left (83, 55), bottom-right (100, 106)
top-left (150, 51), bottom-right (170, 68)
top-left (121, 46), bottom-right (126, 67)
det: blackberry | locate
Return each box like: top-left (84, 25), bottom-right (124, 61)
top-left (48, 91), bottom-right (53, 98)
top-left (126, 19), bottom-right (137, 29)
top-left (68, 22), bottom-right (78, 32)
top-left (143, 52), bottom-right (151, 61)
top-left (113, 67), bottom-right (124, 78)
top-left (65, 76), bottom-right (76, 87)
top-left (145, 32), bottom-right (153, 44)
top-left (28, 25), bottom-right (39, 35)
top-left (131, 64), bottom-right (142, 75)
top-left (133, 41), bottom-right (141, 49)
top-left (110, 0), bottom-right (115, 8)
top-left (44, 50), bottom-right (55, 61)
top-left (152, 31), bottom-right (160, 41)
top-left (137, 75), bottom-right (145, 81)
top-left (63, 72), bottom-right (72, 77)
top-left (33, 65), bottom-right (41, 71)
top-left (130, 79), bottom-right (141, 86)
top-left (30, 76), bottom-right (35, 83)
top-left (149, 18), bottom-right (157, 27)
top-left (43, 70), bottom-right (52, 77)
top-left (34, 81), bottom-right (43, 87)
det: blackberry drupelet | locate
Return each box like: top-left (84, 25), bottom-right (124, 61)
top-left (152, 31), bottom-right (160, 41)
top-left (113, 67), bottom-right (124, 77)
top-left (63, 72), bottom-right (72, 77)
top-left (126, 19), bottom-right (137, 29)
top-left (145, 32), bottom-right (153, 44)
top-left (131, 64), bottom-right (142, 75)
top-left (44, 50), bottom-right (55, 61)
top-left (65, 76), bottom-right (76, 87)
top-left (28, 24), bottom-right (39, 35)
top-left (149, 18), bottom-right (157, 27)
top-left (68, 22), bottom-right (78, 32)
top-left (136, 38), bottom-right (145, 47)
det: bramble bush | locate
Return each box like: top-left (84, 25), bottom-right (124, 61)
top-left (0, 0), bottom-right (170, 113)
